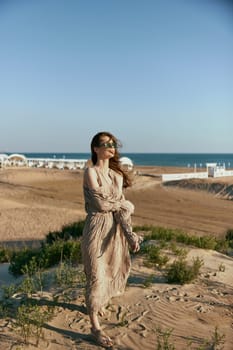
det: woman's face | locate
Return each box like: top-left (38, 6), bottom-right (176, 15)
top-left (95, 135), bottom-right (117, 160)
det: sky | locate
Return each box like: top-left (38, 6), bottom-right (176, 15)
top-left (0, 0), bottom-right (232, 153)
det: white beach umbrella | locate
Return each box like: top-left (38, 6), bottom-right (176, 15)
top-left (120, 157), bottom-right (134, 170)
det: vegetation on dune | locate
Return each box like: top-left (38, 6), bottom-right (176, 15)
top-left (0, 221), bottom-right (232, 279)
top-left (0, 220), bottom-right (231, 347)
top-left (154, 325), bottom-right (225, 350)
top-left (0, 221), bottom-right (86, 346)
top-left (0, 260), bottom-right (85, 346)
top-left (0, 221), bottom-right (85, 276)
top-left (134, 225), bottom-right (233, 253)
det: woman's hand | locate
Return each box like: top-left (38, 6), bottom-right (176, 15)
top-left (131, 235), bottom-right (143, 253)
top-left (131, 241), bottom-right (140, 253)
top-left (120, 200), bottom-right (135, 213)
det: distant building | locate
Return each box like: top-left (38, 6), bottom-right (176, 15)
top-left (162, 163), bottom-right (233, 182)
top-left (0, 153), bottom-right (88, 170)
top-left (206, 163), bottom-right (233, 178)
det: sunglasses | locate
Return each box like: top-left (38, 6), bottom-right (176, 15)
top-left (99, 142), bottom-right (118, 149)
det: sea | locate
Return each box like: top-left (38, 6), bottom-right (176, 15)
top-left (22, 153), bottom-right (233, 168)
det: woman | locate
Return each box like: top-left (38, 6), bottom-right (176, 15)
top-left (81, 131), bottom-right (141, 348)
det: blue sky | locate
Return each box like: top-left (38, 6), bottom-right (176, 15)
top-left (0, 0), bottom-right (232, 153)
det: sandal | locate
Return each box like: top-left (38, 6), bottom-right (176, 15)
top-left (91, 327), bottom-right (113, 348)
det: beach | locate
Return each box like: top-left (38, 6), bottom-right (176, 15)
top-left (0, 167), bottom-right (233, 349)
top-left (1, 166), bottom-right (233, 243)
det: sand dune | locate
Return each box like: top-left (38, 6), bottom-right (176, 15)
top-left (0, 167), bottom-right (233, 349)
top-left (1, 167), bottom-right (233, 242)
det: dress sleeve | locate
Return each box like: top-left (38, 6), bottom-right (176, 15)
top-left (113, 203), bottom-right (140, 248)
top-left (87, 187), bottom-right (123, 212)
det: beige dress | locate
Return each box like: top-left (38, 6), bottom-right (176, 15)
top-left (81, 167), bottom-right (137, 314)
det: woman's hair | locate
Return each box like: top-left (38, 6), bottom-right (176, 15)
top-left (91, 131), bottom-right (132, 188)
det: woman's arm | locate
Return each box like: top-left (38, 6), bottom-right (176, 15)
top-left (84, 167), bottom-right (134, 213)
top-left (83, 167), bottom-right (99, 189)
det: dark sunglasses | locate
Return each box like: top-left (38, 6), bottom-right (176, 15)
top-left (99, 142), bottom-right (118, 149)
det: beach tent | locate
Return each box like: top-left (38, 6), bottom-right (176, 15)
top-left (8, 153), bottom-right (27, 161)
top-left (0, 153), bottom-right (8, 160)
top-left (7, 153), bottom-right (27, 166)
top-left (120, 157), bottom-right (134, 170)
top-left (0, 154), bottom-right (8, 167)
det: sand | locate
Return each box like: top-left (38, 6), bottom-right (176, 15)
top-left (0, 167), bottom-right (233, 349)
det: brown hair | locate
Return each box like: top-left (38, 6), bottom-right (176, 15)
top-left (90, 131), bottom-right (132, 188)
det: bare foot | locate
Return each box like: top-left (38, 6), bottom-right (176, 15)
top-left (91, 327), bottom-right (113, 348)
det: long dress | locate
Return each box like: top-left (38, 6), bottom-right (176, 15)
top-left (81, 167), bottom-right (134, 314)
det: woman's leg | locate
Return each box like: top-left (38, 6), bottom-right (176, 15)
top-left (90, 311), bottom-right (100, 330)
top-left (90, 311), bottom-right (113, 347)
